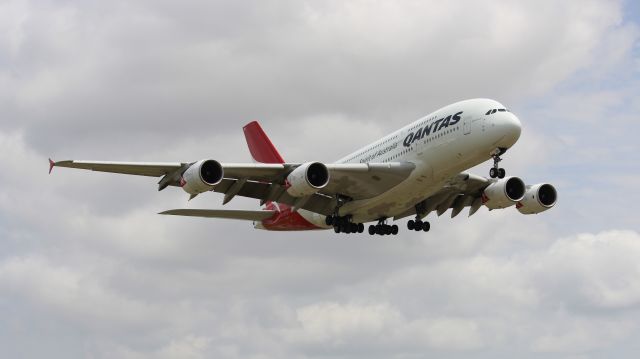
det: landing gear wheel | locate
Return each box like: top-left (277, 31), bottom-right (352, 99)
top-left (407, 220), bottom-right (415, 230)
top-left (358, 223), bottom-right (365, 233)
top-left (422, 221), bottom-right (430, 232)
top-left (490, 148), bottom-right (507, 179)
top-left (391, 225), bottom-right (398, 235)
top-left (368, 225), bottom-right (375, 235)
top-left (325, 216), bottom-right (333, 226)
top-left (334, 226), bottom-right (340, 233)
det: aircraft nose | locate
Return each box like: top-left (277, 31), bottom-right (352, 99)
top-left (496, 113), bottom-right (522, 148)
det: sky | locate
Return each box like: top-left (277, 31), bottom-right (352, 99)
top-left (1, 0), bottom-right (640, 358)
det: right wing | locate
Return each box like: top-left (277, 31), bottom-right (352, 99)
top-left (393, 172), bottom-right (492, 220)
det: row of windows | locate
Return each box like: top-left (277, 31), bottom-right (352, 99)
top-left (345, 120), bottom-right (463, 163)
top-left (344, 133), bottom-right (399, 163)
top-left (409, 115), bottom-right (436, 131)
top-left (485, 108), bottom-right (509, 115)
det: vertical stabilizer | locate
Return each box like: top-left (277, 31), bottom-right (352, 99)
top-left (242, 121), bottom-right (285, 164)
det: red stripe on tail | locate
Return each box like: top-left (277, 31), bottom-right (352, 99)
top-left (242, 121), bottom-right (285, 164)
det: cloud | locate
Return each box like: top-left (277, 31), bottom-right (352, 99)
top-left (2, 0), bottom-right (632, 157)
top-left (1, 0), bottom-right (640, 358)
top-left (277, 230), bottom-right (640, 355)
top-left (287, 302), bottom-right (483, 351)
top-left (533, 230), bottom-right (640, 310)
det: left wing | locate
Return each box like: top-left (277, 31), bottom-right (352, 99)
top-left (324, 162), bottom-right (415, 199)
top-left (51, 159), bottom-right (185, 177)
top-left (51, 159), bottom-right (288, 180)
top-left (50, 159), bottom-right (415, 214)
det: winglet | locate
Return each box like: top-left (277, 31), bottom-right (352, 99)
top-left (48, 158), bottom-right (55, 174)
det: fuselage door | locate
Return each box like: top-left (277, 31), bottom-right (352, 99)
top-left (463, 115), bottom-right (471, 135)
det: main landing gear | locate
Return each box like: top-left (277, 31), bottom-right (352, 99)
top-left (489, 148), bottom-right (507, 179)
top-left (368, 219), bottom-right (398, 236)
top-left (326, 195), bottom-right (364, 235)
top-left (407, 217), bottom-right (430, 232)
top-left (325, 215), bottom-right (364, 234)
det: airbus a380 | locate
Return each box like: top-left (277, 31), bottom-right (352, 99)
top-left (50, 98), bottom-right (557, 236)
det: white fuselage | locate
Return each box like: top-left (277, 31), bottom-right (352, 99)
top-left (299, 98), bottom-right (522, 227)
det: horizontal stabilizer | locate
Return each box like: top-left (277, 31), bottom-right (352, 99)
top-left (159, 209), bottom-right (276, 221)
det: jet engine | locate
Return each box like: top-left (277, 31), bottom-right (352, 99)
top-left (483, 176), bottom-right (526, 209)
top-left (286, 162), bottom-right (330, 197)
top-left (181, 159), bottom-right (224, 195)
top-left (516, 183), bottom-right (557, 214)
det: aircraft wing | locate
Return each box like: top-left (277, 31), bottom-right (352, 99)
top-left (50, 159), bottom-right (415, 215)
top-left (51, 160), bottom-right (290, 180)
top-left (393, 172), bottom-right (493, 220)
top-left (51, 160), bottom-right (186, 177)
top-left (324, 162), bottom-right (415, 199)
top-left (211, 162), bottom-right (416, 199)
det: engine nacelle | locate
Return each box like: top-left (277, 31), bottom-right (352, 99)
top-left (483, 176), bottom-right (526, 209)
top-left (286, 162), bottom-right (330, 197)
top-left (516, 183), bottom-right (557, 214)
top-left (181, 159), bottom-right (224, 195)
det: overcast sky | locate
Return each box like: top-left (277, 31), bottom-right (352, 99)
top-left (1, 0), bottom-right (640, 358)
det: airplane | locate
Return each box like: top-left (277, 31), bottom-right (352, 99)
top-left (49, 98), bottom-right (557, 236)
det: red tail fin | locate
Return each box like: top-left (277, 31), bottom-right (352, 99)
top-left (243, 121), bottom-right (285, 164)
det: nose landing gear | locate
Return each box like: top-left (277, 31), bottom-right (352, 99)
top-left (489, 148), bottom-right (507, 179)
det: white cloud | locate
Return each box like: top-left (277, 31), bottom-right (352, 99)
top-left (1, 0), bottom-right (639, 358)
top-left (293, 302), bottom-right (400, 342)
top-left (533, 230), bottom-right (640, 310)
top-left (156, 335), bottom-right (213, 359)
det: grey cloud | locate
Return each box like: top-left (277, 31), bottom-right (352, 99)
top-left (2, 0), bottom-right (640, 358)
top-left (2, 0), bottom-right (630, 158)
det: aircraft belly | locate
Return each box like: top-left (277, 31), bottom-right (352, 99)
top-left (343, 160), bottom-right (437, 223)
top-left (343, 140), bottom-right (491, 224)
top-left (298, 209), bottom-right (332, 229)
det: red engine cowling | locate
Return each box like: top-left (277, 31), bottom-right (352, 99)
top-left (181, 159), bottom-right (223, 195)
top-left (483, 176), bottom-right (526, 209)
top-left (517, 183), bottom-right (557, 214)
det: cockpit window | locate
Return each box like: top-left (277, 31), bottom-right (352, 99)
top-left (486, 108), bottom-right (510, 115)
